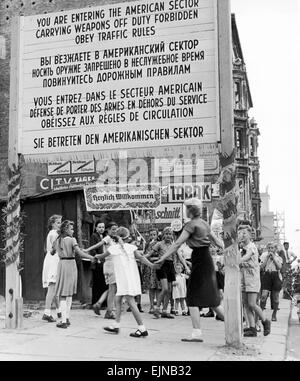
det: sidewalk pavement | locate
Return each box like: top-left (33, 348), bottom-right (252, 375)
top-left (0, 294), bottom-right (292, 361)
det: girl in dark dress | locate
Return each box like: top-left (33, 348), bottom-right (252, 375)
top-left (155, 198), bottom-right (224, 342)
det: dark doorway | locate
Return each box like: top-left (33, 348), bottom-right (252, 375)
top-left (22, 192), bottom-right (78, 301)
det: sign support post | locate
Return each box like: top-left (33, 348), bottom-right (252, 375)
top-left (5, 16), bottom-right (23, 329)
top-left (217, 0), bottom-right (242, 347)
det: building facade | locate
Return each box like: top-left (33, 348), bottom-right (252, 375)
top-left (260, 187), bottom-right (276, 246)
top-left (0, 4), bottom-right (262, 300)
top-left (232, 14), bottom-right (261, 241)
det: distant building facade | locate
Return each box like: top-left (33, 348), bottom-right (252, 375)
top-left (260, 187), bottom-right (276, 246)
top-left (232, 14), bottom-right (261, 241)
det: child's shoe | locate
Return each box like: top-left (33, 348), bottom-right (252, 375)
top-left (103, 326), bottom-right (119, 334)
top-left (130, 329), bottom-right (148, 338)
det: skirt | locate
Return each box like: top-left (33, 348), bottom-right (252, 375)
top-left (42, 252), bottom-right (60, 288)
top-left (55, 259), bottom-right (78, 297)
top-left (186, 247), bottom-right (221, 308)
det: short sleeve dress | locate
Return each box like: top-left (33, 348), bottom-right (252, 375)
top-left (142, 240), bottom-right (162, 290)
top-left (55, 236), bottom-right (78, 297)
top-left (183, 218), bottom-right (221, 308)
top-left (42, 229), bottom-right (60, 288)
top-left (108, 243), bottom-right (141, 296)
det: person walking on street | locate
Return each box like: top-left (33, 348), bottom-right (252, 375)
top-left (155, 198), bottom-right (224, 343)
top-left (42, 214), bottom-right (62, 323)
top-left (260, 242), bottom-right (283, 322)
top-left (54, 220), bottom-right (96, 328)
top-left (239, 226), bottom-right (271, 337)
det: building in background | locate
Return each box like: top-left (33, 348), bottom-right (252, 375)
top-left (260, 187), bottom-right (276, 246)
top-left (232, 14), bottom-right (261, 241)
top-left (0, 5), bottom-right (263, 300)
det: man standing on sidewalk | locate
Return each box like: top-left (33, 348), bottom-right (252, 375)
top-left (260, 242), bottom-right (283, 322)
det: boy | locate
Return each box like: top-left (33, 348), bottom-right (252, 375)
top-left (239, 225), bottom-right (271, 337)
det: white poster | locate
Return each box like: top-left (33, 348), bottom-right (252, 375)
top-left (17, 0), bottom-right (219, 160)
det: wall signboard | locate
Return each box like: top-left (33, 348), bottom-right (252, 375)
top-left (16, 0), bottom-right (219, 161)
top-left (84, 183), bottom-right (161, 211)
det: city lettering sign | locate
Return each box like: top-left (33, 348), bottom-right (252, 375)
top-left (16, 0), bottom-right (219, 161)
top-left (37, 174), bottom-right (98, 192)
top-left (84, 183), bottom-right (161, 211)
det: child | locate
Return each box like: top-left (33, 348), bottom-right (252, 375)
top-left (42, 214), bottom-right (62, 323)
top-left (148, 227), bottom-right (177, 319)
top-left (54, 220), bottom-right (96, 328)
top-left (143, 229), bottom-right (162, 313)
top-left (95, 227), bottom-right (156, 338)
top-left (239, 225), bottom-right (271, 337)
top-left (172, 263), bottom-right (189, 316)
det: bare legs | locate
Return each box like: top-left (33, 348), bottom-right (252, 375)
top-left (107, 283), bottom-right (117, 315)
top-left (44, 283), bottom-right (59, 316)
top-left (243, 292), bottom-right (266, 327)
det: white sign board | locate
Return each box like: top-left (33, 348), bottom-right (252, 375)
top-left (84, 183), bottom-right (161, 211)
top-left (17, 0), bottom-right (219, 159)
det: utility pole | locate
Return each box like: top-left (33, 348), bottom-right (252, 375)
top-left (218, 0), bottom-right (242, 348)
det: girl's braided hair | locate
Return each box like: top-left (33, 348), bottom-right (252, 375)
top-left (54, 220), bottom-right (74, 253)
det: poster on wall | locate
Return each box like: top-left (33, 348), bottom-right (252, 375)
top-left (84, 183), bottom-right (161, 211)
top-left (16, 0), bottom-right (219, 161)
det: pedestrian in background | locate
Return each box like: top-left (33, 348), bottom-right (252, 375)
top-left (282, 241), bottom-right (297, 299)
top-left (54, 220), bottom-right (95, 328)
top-left (42, 214), bottom-right (62, 323)
top-left (292, 259), bottom-right (300, 322)
top-left (260, 242), bottom-right (283, 321)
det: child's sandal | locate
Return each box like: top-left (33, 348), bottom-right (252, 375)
top-left (129, 329), bottom-right (148, 338)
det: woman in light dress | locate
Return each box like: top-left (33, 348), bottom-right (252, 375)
top-left (42, 214), bottom-right (62, 323)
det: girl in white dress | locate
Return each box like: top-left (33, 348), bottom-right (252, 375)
top-left (172, 263), bottom-right (189, 315)
top-left (95, 227), bottom-right (156, 338)
top-left (42, 215), bottom-right (62, 323)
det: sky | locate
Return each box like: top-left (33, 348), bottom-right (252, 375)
top-left (231, 0), bottom-right (300, 253)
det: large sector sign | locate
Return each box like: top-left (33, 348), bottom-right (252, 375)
top-left (18, 0), bottom-right (219, 158)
